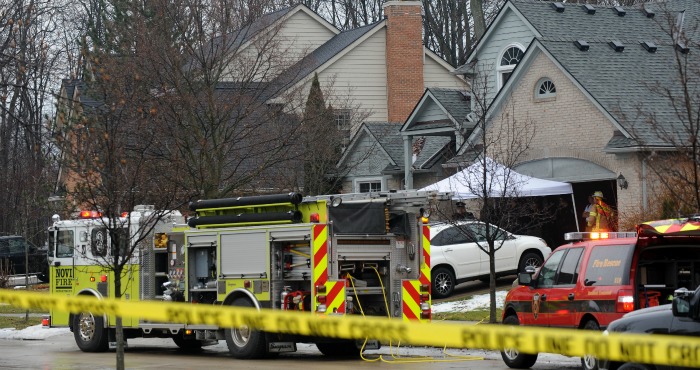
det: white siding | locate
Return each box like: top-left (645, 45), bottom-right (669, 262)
top-left (276, 10), bottom-right (337, 61)
top-left (424, 56), bottom-right (467, 90)
top-left (222, 10), bottom-right (336, 82)
top-left (316, 28), bottom-right (390, 122)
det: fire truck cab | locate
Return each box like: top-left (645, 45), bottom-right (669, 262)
top-left (47, 191), bottom-right (447, 358)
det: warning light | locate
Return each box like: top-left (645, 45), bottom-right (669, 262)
top-left (100, 275), bottom-right (107, 283)
top-left (120, 212), bottom-right (129, 218)
top-left (90, 276), bottom-right (95, 282)
top-left (79, 210), bottom-right (102, 219)
top-left (42, 316), bottom-right (50, 327)
top-left (309, 213), bottom-right (320, 223)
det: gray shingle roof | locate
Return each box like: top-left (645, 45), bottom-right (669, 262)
top-left (403, 88), bottom-right (470, 133)
top-left (363, 122), bottom-right (452, 170)
top-left (511, 0), bottom-right (667, 41)
top-left (504, 0), bottom-right (700, 149)
top-left (428, 88), bottom-right (471, 123)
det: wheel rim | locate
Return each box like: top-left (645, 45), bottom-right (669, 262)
top-left (434, 272), bottom-right (452, 295)
top-left (77, 312), bottom-right (96, 342)
top-left (523, 256), bottom-right (541, 269)
top-left (231, 325), bottom-right (250, 347)
top-left (503, 347), bottom-right (520, 360)
top-left (582, 354), bottom-right (597, 369)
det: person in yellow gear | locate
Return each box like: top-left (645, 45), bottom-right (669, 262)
top-left (586, 191), bottom-right (615, 231)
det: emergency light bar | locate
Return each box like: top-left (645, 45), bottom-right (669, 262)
top-left (79, 210), bottom-right (102, 219)
top-left (564, 231), bottom-right (637, 241)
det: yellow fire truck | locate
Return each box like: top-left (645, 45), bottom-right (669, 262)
top-left (46, 191), bottom-right (447, 358)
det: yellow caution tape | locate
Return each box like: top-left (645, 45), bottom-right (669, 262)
top-left (2, 289), bottom-right (700, 367)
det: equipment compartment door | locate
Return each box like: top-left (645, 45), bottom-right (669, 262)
top-left (220, 231), bottom-right (268, 278)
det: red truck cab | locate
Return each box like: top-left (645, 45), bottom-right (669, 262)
top-left (501, 219), bottom-right (700, 370)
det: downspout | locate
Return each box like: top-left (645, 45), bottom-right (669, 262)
top-left (642, 157), bottom-right (648, 211)
top-left (404, 135), bottom-right (413, 189)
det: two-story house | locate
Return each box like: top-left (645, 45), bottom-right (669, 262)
top-left (56, 1), bottom-right (467, 196)
top-left (403, 0), bottom-right (699, 230)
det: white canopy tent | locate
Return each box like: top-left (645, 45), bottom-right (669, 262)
top-left (419, 157), bottom-right (579, 230)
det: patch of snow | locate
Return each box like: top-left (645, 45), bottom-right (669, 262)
top-left (0, 324), bottom-right (69, 340)
top-left (431, 291), bottom-right (508, 313)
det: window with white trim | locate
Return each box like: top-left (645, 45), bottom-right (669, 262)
top-left (355, 178), bottom-right (383, 193)
top-left (535, 78), bottom-right (556, 99)
top-left (335, 109), bottom-right (352, 150)
top-left (497, 45), bottom-right (524, 89)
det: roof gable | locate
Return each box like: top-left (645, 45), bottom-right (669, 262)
top-left (464, 1), bottom-right (540, 66)
top-left (402, 88), bottom-right (471, 135)
top-left (271, 21), bottom-right (383, 95)
top-left (337, 122), bottom-right (399, 168)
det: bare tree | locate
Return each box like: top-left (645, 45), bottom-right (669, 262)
top-left (624, 1), bottom-right (700, 219)
top-left (433, 67), bottom-right (555, 323)
top-left (0, 0), bottom-right (68, 244)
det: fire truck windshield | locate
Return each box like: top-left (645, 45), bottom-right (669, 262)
top-left (51, 230), bottom-right (74, 258)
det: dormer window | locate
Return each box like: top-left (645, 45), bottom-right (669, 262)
top-left (497, 45), bottom-right (524, 89)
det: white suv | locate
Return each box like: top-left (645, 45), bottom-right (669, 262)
top-left (430, 221), bottom-right (551, 299)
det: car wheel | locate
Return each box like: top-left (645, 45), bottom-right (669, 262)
top-left (73, 311), bottom-right (109, 352)
top-left (500, 315), bottom-right (538, 368)
top-left (432, 267), bottom-right (455, 299)
top-left (518, 252), bottom-right (543, 273)
top-left (581, 320), bottom-right (600, 370)
top-left (617, 363), bottom-right (653, 370)
top-left (225, 297), bottom-right (267, 359)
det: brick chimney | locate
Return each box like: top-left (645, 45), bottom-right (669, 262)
top-left (383, 0), bottom-right (424, 123)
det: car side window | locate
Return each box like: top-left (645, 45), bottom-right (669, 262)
top-left (433, 226), bottom-right (471, 245)
top-left (468, 224), bottom-right (489, 242)
top-left (8, 239), bottom-right (24, 256)
top-left (556, 247), bottom-right (584, 285)
top-left (0, 240), bottom-right (9, 255)
top-left (537, 249), bottom-right (565, 287)
top-left (583, 245), bottom-right (634, 286)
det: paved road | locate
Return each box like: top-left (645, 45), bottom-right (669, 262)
top-left (0, 328), bottom-right (582, 370)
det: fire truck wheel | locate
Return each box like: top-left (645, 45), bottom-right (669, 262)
top-left (581, 320), bottom-right (600, 370)
top-left (500, 315), bottom-right (538, 368)
top-left (432, 267), bottom-right (455, 299)
top-left (225, 297), bottom-right (267, 359)
top-left (617, 364), bottom-right (652, 370)
top-left (316, 340), bottom-right (360, 357)
top-left (73, 311), bottom-right (108, 352)
top-left (172, 333), bottom-right (203, 352)
top-left (518, 252), bottom-right (543, 273)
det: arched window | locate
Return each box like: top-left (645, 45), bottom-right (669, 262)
top-left (497, 45), bottom-right (524, 89)
top-left (535, 78), bottom-right (556, 99)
